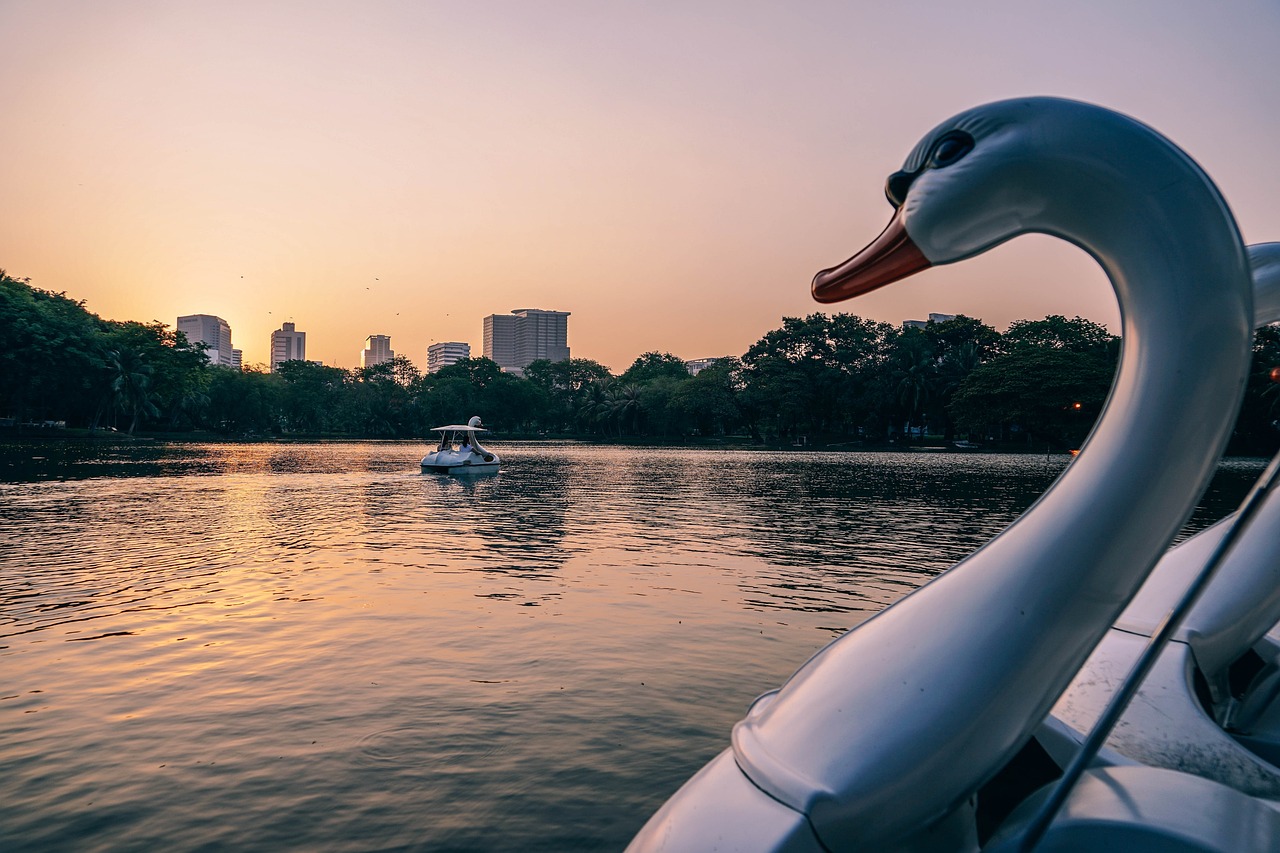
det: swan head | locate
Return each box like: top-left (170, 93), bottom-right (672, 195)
top-left (629, 98), bottom-right (1257, 853)
top-left (813, 97), bottom-right (1181, 303)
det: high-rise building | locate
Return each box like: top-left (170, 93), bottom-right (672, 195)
top-left (427, 341), bottom-right (470, 373)
top-left (361, 334), bottom-right (394, 368)
top-left (270, 322), bottom-right (307, 372)
top-left (483, 314), bottom-right (517, 371)
top-left (482, 308), bottom-right (570, 375)
top-left (177, 314), bottom-right (236, 368)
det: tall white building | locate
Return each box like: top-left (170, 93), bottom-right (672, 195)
top-left (361, 334), bottom-right (394, 368)
top-left (270, 322), bottom-right (307, 372)
top-left (427, 341), bottom-right (470, 373)
top-left (177, 314), bottom-right (236, 368)
top-left (482, 308), bottom-right (570, 375)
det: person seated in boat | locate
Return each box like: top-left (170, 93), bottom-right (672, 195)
top-left (459, 437), bottom-right (473, 455)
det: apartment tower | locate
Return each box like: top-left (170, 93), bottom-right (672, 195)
top-left (427, 341), bottom-right (471, 373)
top-left (361, 335), bottom-right (394, 368)
top-left (270, 322), bottom-right (307, 372)
top-left (177, 314), bottom-right (236, 368)
top-left (482, 308), bottom-right (570, 375)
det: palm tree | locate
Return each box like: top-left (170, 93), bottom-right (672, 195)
top-left (169, 387), bottom-right (210, 429)
top-left (577, 380), bottom-right (614, 435)
top-left (106, 348), bottom-right (159, 434)
top-left (936, 341), bottom-right (982, 440)
top-left (609, 384), bottom-right (643, 436)
top-left (894, 351), bottom-right (936, 440)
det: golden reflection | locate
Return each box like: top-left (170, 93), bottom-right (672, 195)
top-left (0, 443), bottom-right (1263, 851)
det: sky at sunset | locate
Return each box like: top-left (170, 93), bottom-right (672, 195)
top-left (2, 1), bottom-right (1278, 371)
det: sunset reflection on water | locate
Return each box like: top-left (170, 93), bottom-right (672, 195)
top-left (0, 443), bottom-right (1264, 850)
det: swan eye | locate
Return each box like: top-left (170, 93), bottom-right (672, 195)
top-left (885, 131), bottom-right (974, 207)
top-left (929, 131), bottom-right (974, 168)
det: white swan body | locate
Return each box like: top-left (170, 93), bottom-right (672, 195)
top-left (628, 98), bottom-right (1257, 851)
top-left (1046, 242), bottom-right (1280, 796)
top-left (420, 416), bottom-right (500, 474)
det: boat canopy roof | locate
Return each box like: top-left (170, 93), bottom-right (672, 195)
top-left (430, 424), bottom-right (488, 432)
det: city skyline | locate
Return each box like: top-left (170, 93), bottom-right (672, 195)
top-left (187, 309), bottom-right (573, 374)
top-left (177, 306), bottom-right (732, 374)
top-left (189, 304), bottom-right (975, 375)
top-left (187, 310), bottom-right (568, 374)
top-left (2, 3), bottom-right (1278, 373)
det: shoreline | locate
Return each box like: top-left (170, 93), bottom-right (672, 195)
top-left (2, 429), bottom-right (1274, 459)
top-left (0, 427), bottom-right (1044, 454)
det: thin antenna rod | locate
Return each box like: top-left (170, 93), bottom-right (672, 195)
top-left (1015, 448), bottom-right (1280, 852)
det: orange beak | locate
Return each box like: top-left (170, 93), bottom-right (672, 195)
top-left (811, 210), bottom-right (932, 304)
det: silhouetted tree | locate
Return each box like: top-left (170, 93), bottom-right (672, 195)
top-left (619, 352), bottom-right (691, 385)
top-left (105, 347), bottom-right (158, 435)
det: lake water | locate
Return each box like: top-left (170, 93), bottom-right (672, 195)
top-left (0, 442), bottom-right (1267, 851)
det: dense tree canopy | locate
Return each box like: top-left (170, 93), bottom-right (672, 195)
top-left (948, 315), bottom-right (1117, 447)
top-left (1, 271), bottom-right (208, 433)
top-left (950, 348), bottom-right (1115, 447)
top-left (619, 351), bottom-right (691, 385)
top-left (1003, 315), bottom-right (1116, 354)
top-left (2, 270), bottom-right (1276, 454)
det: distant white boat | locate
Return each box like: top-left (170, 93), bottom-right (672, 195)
top-left (420, 416), bottom-right (500, 474)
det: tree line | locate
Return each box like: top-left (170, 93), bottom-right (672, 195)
top-left (3, 270), bottom-right (1277, 453)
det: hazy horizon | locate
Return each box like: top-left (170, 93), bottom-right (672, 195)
top-left (3, 1), bottom-right (1277, 371)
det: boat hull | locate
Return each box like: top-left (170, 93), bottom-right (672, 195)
top-left (420, 447), bottom-right (500, 475)
top-left (420, 461), bottom-right (499, 474)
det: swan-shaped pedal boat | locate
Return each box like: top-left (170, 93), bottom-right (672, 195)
top-left (420, 416), bottom-right (500, 474)
top-left (628, 98), bottom-right (1279, 852)
top-left (1043, 243), bottom-right (1280, 798)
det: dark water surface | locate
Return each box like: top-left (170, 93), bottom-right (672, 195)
top-left (0, 442), bottom-right (1267, 851)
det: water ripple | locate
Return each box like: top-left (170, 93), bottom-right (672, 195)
top-left (0, 442), bottom-right (1266, 851)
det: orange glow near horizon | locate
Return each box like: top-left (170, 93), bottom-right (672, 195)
top-left (2, 3), bottom-right (1277, 372)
